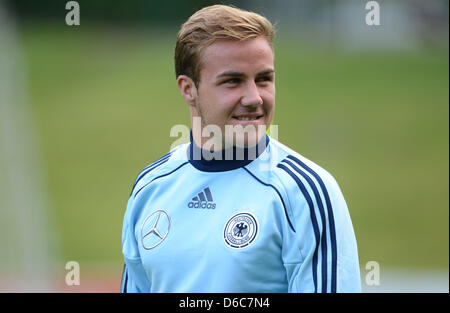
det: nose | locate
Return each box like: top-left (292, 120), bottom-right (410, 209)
top-left (240, 82), bottom-right (263, 107)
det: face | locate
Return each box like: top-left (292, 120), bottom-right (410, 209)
top-left (178, 36), bottom-right (275, 149)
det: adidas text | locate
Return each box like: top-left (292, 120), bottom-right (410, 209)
top-left (188, 201), bottom-right (216, 209)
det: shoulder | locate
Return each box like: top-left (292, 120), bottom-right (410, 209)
top-left (122, 143), bottom-right (190, 255)
top-left (244, 137), bottom-right (344, 233)
top-left (269, 138), bottom-right (339, 192)
top-left (248, 136), bottom-right (338, 190)
top-left (128, 143), bottom-right (190, 198)
top-left (248, 137), bottom-right (342, 210)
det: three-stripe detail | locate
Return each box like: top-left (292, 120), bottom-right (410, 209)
top-left (130, 152), bottom-right (172, 196)
top-left (277, 155), bottom-right (337, 293)
top-left (192, 187), bottom-right (213, 202)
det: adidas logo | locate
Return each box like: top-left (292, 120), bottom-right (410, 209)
top-left (188, 187), bottom-right (216, 209)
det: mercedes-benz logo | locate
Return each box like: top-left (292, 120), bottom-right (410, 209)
top-left (141, 210), bottom-right (171, 250)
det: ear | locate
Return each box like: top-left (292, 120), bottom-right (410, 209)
top-left (177, 75), bottom-right (198, 106)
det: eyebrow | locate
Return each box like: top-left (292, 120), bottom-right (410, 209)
top-left (216, 68), bottom-right (275, 79)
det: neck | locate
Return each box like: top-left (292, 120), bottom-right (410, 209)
top-left (187, 131), bottom-right (269, 172)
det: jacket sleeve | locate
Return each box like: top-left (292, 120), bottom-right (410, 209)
top-left (121, 258), bottom-right (150, 293)
top-left (121, 197), bottom-right (151, 293)
top-left (280, 161), bottom-right (361, 293)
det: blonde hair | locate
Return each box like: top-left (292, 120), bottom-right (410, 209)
top-left (175, 4), bottom-right (275, 86)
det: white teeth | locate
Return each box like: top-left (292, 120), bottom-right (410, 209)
top-left (235, 116), bottom-right (258, 121)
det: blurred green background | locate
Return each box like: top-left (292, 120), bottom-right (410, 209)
top-left (0, 0), bottom-right (448, 291)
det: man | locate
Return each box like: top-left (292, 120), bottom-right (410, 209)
top-left (121, 4), bottom-right (361, 293)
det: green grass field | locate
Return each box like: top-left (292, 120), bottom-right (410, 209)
top-left (19, 24), bottom-right (449, 271)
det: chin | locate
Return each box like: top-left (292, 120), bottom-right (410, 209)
top-left (230, 128), bottom-right (266, 148)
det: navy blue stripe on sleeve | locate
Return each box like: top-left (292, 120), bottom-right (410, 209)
top-left (277, 163), bottom-right (319, 292)
top-left (281, 159), bottom-right (329, 293)
top-left (134, 162), bottom-right (189, 199)
top-left (243, 167), bottom-right (295, 233)
top-left (147, 151), bottom-right (171, 166)
top-left (130, 153), bottom-right (172, 196)
top-left (286, 155), bottom-right (337, 293)
top-left (139, 151), bottom-right (171, 173)
top-left (121, 264), bottom-right (128, 293)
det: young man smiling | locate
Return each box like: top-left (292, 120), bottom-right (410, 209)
top-left (177, 34), bottom-right (275, 150)
top-left (121, 4), bottom-right (361, 293)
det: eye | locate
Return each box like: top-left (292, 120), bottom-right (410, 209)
top-left (224, 78), bottom-right (241, 85)
top-left (256, 76), bottom-right (273, 83)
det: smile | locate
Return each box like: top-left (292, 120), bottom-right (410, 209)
top-left (233, 115), bottom-right (263, 121)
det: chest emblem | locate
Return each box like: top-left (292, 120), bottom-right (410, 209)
top-left (141, 210), bottom-right (171, 250)
top-left (223, 212), bottom-right (258, 249)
